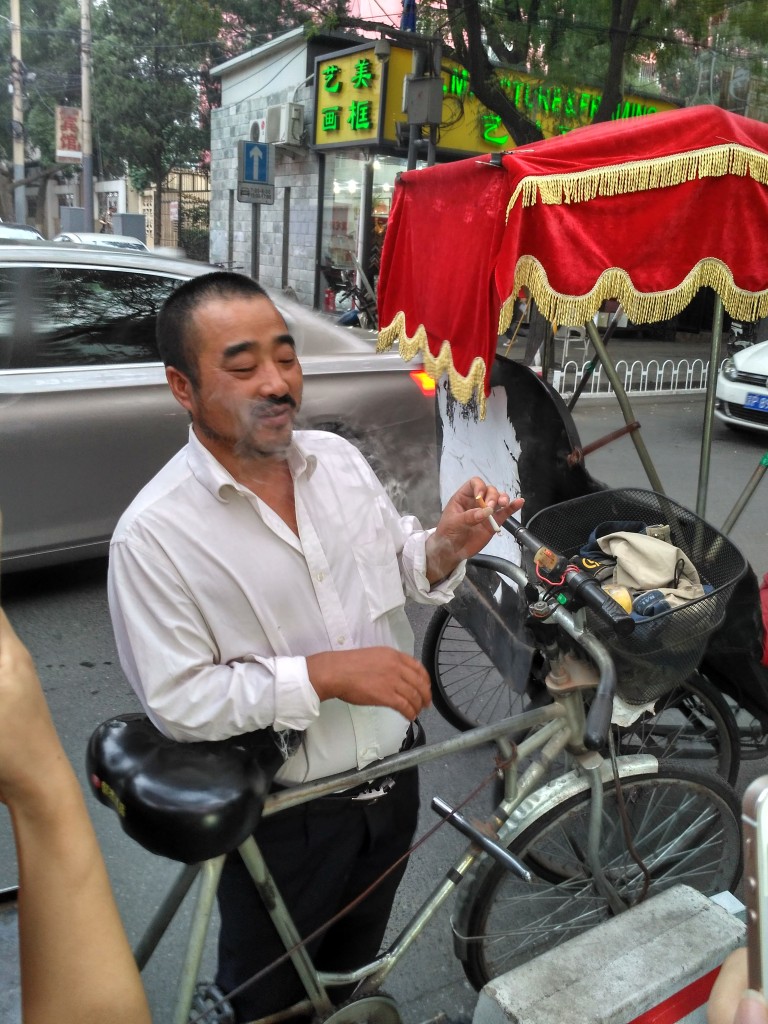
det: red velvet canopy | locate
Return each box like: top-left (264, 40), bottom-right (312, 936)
top-left (377, 105), bottom-right (768, 412)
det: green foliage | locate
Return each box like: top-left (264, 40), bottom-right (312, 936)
top-left (416, 0), bottom-right (760, 139)
top-left (0, 0), bottom-right (81, 165)
top-left (92, 0), bottom-right (224, 186)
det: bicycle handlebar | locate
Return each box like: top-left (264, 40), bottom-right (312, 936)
top-left (501, 518), bottom-right (635, 637)
top-left (468, 549), bottom-right (618, 751)
top-left (560, 567), bottom-right (635, 637)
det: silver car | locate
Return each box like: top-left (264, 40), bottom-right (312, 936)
top-left (52, 232), bottom-right (152, 253)
top-left (0, 245), bottom-right (438, 572)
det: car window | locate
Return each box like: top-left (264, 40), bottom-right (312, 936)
top-left (0, 265), bottom-right (183, 369)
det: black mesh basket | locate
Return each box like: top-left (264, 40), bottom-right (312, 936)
top-left (525, 488), bottom-right (748, 705)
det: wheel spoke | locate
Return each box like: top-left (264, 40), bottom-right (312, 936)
top-left (426, 616), bottom-right (738, 784)
top-left (460, 770), bottom-right (742, 987)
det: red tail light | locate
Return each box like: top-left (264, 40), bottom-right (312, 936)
top-left (409, 369), bottom-right (436, 396)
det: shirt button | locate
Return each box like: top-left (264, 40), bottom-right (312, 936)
top-left (316, 572), bottom-right (325, 583)
top-left (336, 636), bottom-right (346, 645)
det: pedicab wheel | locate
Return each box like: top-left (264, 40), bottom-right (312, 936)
top-left (423, 608), bottom-right (740, 783)
top-left (422, 607), bottom-right (531, 733)
top-left (190, 983), bottom-right (235, 1023)
top-left (456, 765), bottom-right (742, 990)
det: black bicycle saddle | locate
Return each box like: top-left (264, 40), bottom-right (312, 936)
top-left (86, 713), bottom-right (299, 864)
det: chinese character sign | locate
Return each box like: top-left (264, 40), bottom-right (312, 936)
top-left (56, 106), bottom-right (82, 163)
top-left (313, 44), bottom-right (679, 155)
top-left (313, 48), bottom-right (384, 147)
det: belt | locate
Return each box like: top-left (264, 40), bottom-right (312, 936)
top-left (324, 719), bottom-right (424, 803)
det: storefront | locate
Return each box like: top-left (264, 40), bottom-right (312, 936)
top-left (312, 41), bottom-right (679, 313)
top-left (209, 27), bottom-right (678, 312)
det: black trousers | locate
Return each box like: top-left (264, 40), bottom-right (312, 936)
top-left (215, 763), bottom-right (420, 1022)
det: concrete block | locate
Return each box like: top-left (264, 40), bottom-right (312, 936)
top-left (473, 885), bottom-right (745, 1024)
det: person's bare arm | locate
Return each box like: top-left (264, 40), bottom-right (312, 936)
top-left (0, 609), bottom-right (151, 1024)
top-left (305, 478), bottom-right (526, 719)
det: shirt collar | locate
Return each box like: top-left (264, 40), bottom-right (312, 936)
top-left (185, 426), bottom-right (317, 502)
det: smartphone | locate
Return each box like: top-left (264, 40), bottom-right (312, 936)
top-left (743, 775), bottom-right (768, 993)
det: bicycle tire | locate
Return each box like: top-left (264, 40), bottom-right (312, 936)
top-left (456, 765), bottom-right (742, 990)
top-left (423, 609), bottom-right (740, 782)
top-left (423, 607), bottom-right (530, 732)
top-left (610, 671), bottom-right (740, 785)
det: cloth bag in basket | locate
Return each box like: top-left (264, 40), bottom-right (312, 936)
top-left (596, 531), bottom-right (706, 613)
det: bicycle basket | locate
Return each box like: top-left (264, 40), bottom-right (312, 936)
top-left (525, 488), bottom-right (747, 704)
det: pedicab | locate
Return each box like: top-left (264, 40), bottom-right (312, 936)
top-left (376, 103), bottom-right (768, 765)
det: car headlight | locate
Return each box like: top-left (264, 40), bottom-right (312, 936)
top-left (721, 358), bottom-right (739, 381)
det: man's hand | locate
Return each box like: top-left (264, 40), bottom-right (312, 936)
top-left (425, 476), bottom-right (524, 585)
top-left (306, 647), bottom-right (431, 720)
top-left (0, 608), bottom-right (66, 807)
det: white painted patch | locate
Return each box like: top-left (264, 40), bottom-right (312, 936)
top-left (437, 377), bottom-right (523, 567)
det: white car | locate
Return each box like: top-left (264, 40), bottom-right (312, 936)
top-left (715, 340), bottom-right (768, 434)
top-left (53, 231), bottom-right (151, 253)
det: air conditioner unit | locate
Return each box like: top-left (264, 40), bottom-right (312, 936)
top-left (264, 103), bottom-right (304, 146)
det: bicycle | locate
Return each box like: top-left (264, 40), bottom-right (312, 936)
top-left (423, 487), bottom-right (747, 786)
top-left (87, 494), bottom-right (745, 1024)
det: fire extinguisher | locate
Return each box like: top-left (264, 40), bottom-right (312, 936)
top-left (324, 288), bottom-right (336, 313)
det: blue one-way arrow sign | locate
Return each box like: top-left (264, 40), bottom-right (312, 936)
top-left (237, 140), bottom-right (275, 203)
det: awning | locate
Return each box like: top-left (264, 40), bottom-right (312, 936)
top-left (378, 105), bottom-right (768, 412)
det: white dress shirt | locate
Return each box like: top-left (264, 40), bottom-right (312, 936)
top-left (108, 428), bottom-right (464, 783)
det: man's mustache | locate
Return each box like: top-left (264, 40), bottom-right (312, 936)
top-left (250, 394), bottom-right (298, 413)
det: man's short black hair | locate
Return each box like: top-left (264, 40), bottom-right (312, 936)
top-left (157, 271), bottom-right (269, 385)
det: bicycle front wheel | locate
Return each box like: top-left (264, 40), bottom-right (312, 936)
top-left (457, 765), bottom-right (742, 990)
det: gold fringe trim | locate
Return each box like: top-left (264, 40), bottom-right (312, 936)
top-left (506, 143), bottom-right (768, 216)
top-left (378, 311), bottom-right (489, 417)
top-left (500, 255), bottom-right (768, 332)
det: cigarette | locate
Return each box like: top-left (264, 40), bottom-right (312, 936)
top-left (475, 493), bottom-right (502, 533)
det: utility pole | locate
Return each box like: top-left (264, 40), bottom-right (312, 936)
top-left (80, 0), bottom-right (94, 231)
top-left (9, 0), bottom-right (25, 223)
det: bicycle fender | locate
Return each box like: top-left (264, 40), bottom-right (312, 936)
top-left (450, 755), bottom-right (658, 960)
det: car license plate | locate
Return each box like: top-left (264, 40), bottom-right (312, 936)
top-left (745, 392), bottom-right (768, 411)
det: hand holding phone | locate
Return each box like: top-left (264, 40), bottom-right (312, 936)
top-left (744, 776), bottom-right (768, 996)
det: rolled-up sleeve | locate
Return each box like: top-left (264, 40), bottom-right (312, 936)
top-left (397, 518), bottom-right (466, 603)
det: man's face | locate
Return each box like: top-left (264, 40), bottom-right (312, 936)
top-left (169, 293), bottom-right (303, 462)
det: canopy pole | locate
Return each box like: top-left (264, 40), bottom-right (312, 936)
top-left (696, 294), bottom-right (724, 518)
top-left (584, 320), bottom-right (665, 493)
top-left (721, 452), bottom-right (768, 535)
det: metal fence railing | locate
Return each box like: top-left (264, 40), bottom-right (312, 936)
top-left (550, 357), bottom-right (723, 398)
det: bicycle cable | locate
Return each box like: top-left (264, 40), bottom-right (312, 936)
top-left (608, 729), bottom-right (652, 905)
top-left (188, 748), bottom-right (519, 1023)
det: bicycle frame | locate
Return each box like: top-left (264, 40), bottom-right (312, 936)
top-left (138, 688), bottom-right (657, 1024)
